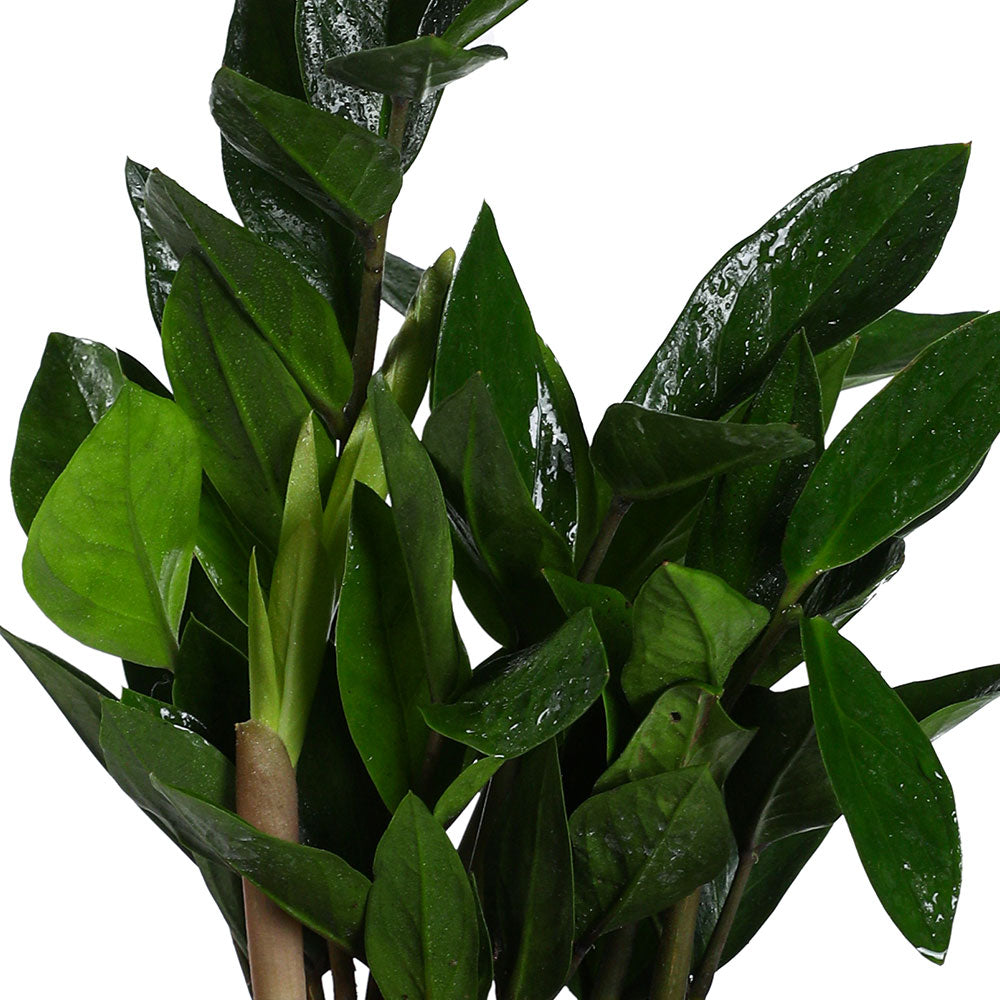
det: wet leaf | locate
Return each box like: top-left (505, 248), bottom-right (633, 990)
top-left (629, 144), bottom-right (970, 418)
top-left (813, 334), bottom-right (857, 430)
top-left (23, 386), bottom-right (200, 669)
top-left (543, 570), bottom-right (632, 670)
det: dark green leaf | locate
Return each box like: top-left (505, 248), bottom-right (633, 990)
top-left (592, 402), bottom-right (813, 502)
top-left (173, 618), bottom-right (249, 760)
top-left (152, 779), bottom-right (370, 952)
top-left (844, 309), bottom-right (985, 387)
top-left (802, 617), bottom-right (960, 962)
top-left (433, 755), bottom-right (504, 827)
top-left (11, 333), bottom-right (125, 532)
top-left (144, 170), bottom-right (353, 432)
top-left (162, 255), bottom-right (323, 553)
top-left (487, 742), bottom-right (574, 1000)
top-left (433, 205), bottom-right (583, 548)
top-left (0, 627), bottom-right (113, 762)
top-left (596, 684), bottom-right (753, 791)
top-left (543, 570), bottom-right (632, 670)
top-left (116, 351), bottom-right (172, 398)
top-left (688, 332), bottom-right (823, 609)
top-left (899, 663), bottom-right (1000, 739)
top-left (325, 37), bottom-right (505, 102)
top-left (384, 252), bottom-right (423, 313)
top-left (621, 563), bottom-right (769, 711)
top-left (422, 610), bottom-right (608, 758)
top-left (125, 159), bottom-right (180, 328)
top-left (783, 312), bottom-right (1000, 593)
top-left (23, 386), bottom-right (200, 668)
top-left (211, 68), bottom-right (402, 234)
top-left (441, 0), bottom-right (529, 46)
top-left (570, 767), bottom-right (732, 938)
top-left (813, 334), bottom-right (857, 429)
top-left (366, 793), bottom-right (479, 1000)
top-left (629, 144), bottom-right (970, 418)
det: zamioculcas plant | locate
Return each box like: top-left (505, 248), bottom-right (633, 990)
top-left (7, 2), bottom-right (1000, 998)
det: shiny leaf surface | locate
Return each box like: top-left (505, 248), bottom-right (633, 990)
top-left (384, 251), bottom-right (423, 313)
top-left (592, 402), bottom-right (813, 502)
top-left (813, 334), bottom-right (857, 430)
top-left (432, 755), bottom-right (504, 828)
top-left (629, 144), bottom-right (969, 418)
top-left (441, 0), bottom-right (529, 46)
top-left (23, 386), bottom-right (200, 668)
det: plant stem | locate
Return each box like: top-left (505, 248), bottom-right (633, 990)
top-left (236, 720), bottom-right (307, 1000)
top-left (650, 888), bottom-right (702, 1000)
top-left (328, 942), bottom-right (357, 1000)
top-left (578, 495), bottom-right (632, 584)
top-left (589, 924), bottom-right (637, 1000)
top-left (307, 963), bottom-right (327, 1000)
top-left (688, 848), bottom-right (757, 1000)
top-left (341, 98), bottom-right (410, 438)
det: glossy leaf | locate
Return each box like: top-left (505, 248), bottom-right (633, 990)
top-left (844, 309), bottom-right (985, 387)
top-left (144, 170), bottom-right (353, 431)
top-left (813, 334), bottom-right (857, 430)
top-left (211, 67), bottom-right (402, 234)
top-left (629, 144), bottom-right (970, 418)
top-left (324, 36), bottom-right (505, 102)
top-left (441, 0), bottom-right (529, 46)
top-left (688, 332), bottom-right (823, 609)
top-left (125, 159), bottom-right (180, 328)
top-left (383, 252), bottom-right (423, 313)
top-left (592, 402), bottom-right (813, 502)
top-left (162, 255), bottom-right (323, 553)
top-left (543, 570), bottom-right (632, 670)
top-left (783, 312), bottom-right (1000, 593)
top-left (621, 563), bottom-right (769, 711)
top-left (433, 205), bottom-right (583, 547)
top-left (0, 627), bottom-right (113, 763)
top-left (11, 333), bottom-right (126, 532)
top-left (487, 742), bottom-right (574, 1000)
top-left (433, 755), bottom-right (504, 828)
top-left (570, 767), bottom-right (732, 937)
top-left (23, 386), bottom-right (200, 668)
top-left (422, 610), bottom-right (608, 758)
top-left (802, 617), bottom-right (960, 962)
top-left (596, 684), bottom-right (753, 791)
top-left (152, 779), bottom-right (370, 951)
top-left (366, 793), bottom-right (479, 1000)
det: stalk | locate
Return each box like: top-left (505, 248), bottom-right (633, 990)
top-left (578, 495), bottom-right (632, 583)
top-left (328, 942), bottom-right (357, 1000)
top-left (588, 924), bottom-right (637, 1000)
top-left (236, 720), bottom-right (306, 1000)
top-left (650, 889), bottom-right (703, 1000)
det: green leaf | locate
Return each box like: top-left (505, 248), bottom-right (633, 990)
top-left (688, 333), bottom-right (823, 609)
top-left (433, 755), bottom-right (504, 828)
top-left (433, 205), bottom-right (584, 548)
top-left (843, 309), bottom-right (986, 387)
top-left (543, 570), bottom-right (632, 670)
top-left (152, 779), bottom-right (370, 952)
top-left (144, 169), bottom-right (353, 432)
top-left (11, 333), bottom-right (126, 532)
top-left (422, 610), bottom-right (608, 757)
top-left (162, 254), bottom-right (325, 553)
top-left (370, 375), bottom-right (464, 699)
top-left (211, 67), bottom-right (402, 234)
top-left (384, 252), bottom-right (423, 313)
top-left (125, 159), bottom-right (180, 328)
top-left (783, 312), bottom-right (1000, 592)
top-left (173, 618), bottom-right (249, 760)
top-left (366, 793), bottom-right (479, 1000)
top-left (628, 144), bottom-right (970, 418)
top-left (423, 375), bottom-right (573, 641)
top-left (592, 402), bottom-right (813, 502)
top-left (801, 617), bottom-right (960, 963)
top-left (813, 334), bottom-right (857, 430)
top-left (324, 36), bottom-right (506, 102)
top-left (337, 486), bottom-right (441, 809)
top-left (621, 563), bottom-right (769, 711)
top-left (441, 0), bottom-right (530, 46)
top-left (23, 385), bottom-right (200, 668)
top-left (570, 767), bottom-right (732, 938)
top-left (0, 627), bottom-right (114, 762)
top-left (487, 742), bottom-right (574, 1000)
top-left (596, 683), bottom-right (753, 791)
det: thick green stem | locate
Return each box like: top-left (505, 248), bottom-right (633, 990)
top-left (688, 848), bottom-right (757, 1000)
top-left (650, 889), bottom-right (702, 1000)
top-left (328, 942), bottom-right (357, 1000)
top-left (236, 721), bottom-right (306, 1000)
top-left (578, 495), bottom-right (632, 584)
top-left (589, 924), bottom-right (637, 1000)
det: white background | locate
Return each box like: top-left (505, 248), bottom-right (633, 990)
top-left (2, 1), bottom-right (999, 997)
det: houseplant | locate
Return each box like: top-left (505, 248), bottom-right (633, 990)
top-left (3, 0), bottom-right (996, 996)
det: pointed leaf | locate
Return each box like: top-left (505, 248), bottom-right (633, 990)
top-left (194, 479), bottom-right (257, 624)
top-left (814, 334), bottom-right (857, 429)
top-left (23, 386), bottom-right (200, 668)
top-left (433, 755), bottom-right (504, 828)
top-left (441, 0), bottom-right (530, 46)
top-left (543, 570), bottom-right (632, 670)
top-left (592, 402), bottom-right (813, 502)
top-left (211, 67), bottom-right (402, 234)
top-left (621, 563), bottom-right (769, 711)
top-left (629, 144), bottom-right (970, 418)
top-left (383, 252), bottom-right (424, 313)
top-left (366, 793), bottom-right (479, 1000)
top-left (783, 312), bottom-right (1000, 592)
top-left (422, 610), bottom-right (608, 758)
